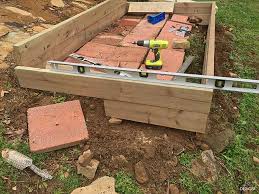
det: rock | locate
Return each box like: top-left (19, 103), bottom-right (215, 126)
top-left (109, 118), bottom-right (122, 124)
top-left (83, 144), bottom-right (90, 151)
top-left (5, 6), bottom-right (34, 17)
top-left (224, 31), bottom-right (236, 40)
top-left (201, 128), bottom-right (235, 153)
top-left (134, 161), bottom-right (149, 184)
top-left (71, 176), bottom-right (118, 194)
top-left (166, 156), bottom-right (178, 167)
top-left (77, 159), bottom-right (99, 180)
top-left (253, 156), bottom-right (259, 164)
top-left (196, 141), bottom-right (210, 151)
top-left (72, 2), bottom-right (89, 10)
top-left (111, 155), bottom-right (128, 168)
top-left (188, 16), bottom-right (202, 24)
top-left (190, 150), bottom-right (218, 183)
top-left (169, 184), bottom-right (180, 194)
top-left (78, 150), bottom-right (93, 167)
top-left (51, 0), bottom-right (65, 7)
top-left (4, 31), bottom-right (30, 44)
top-left (0, 61), bottom-right (9, 69)
top-left (142, 145), bottom-right (156, 159)
top-left (89, 104), bottom-right (96, 110)
top-left (0, 25), bottom-right (10, 37)
top-left (1, 90), bottom-right (9, 98)
top-left (172, 39), bottom-right (190, 49)
top-left (32, 26), bottom-right (46, 33)
top-left (0, 42), bottom-right (13, 61)
top-left (229, 72), bottom-right (238, 78)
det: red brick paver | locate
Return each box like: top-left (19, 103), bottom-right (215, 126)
top-left (121, 14), bottom-right (169, 47)
top-left (28, 100), bottom-right (88, 153)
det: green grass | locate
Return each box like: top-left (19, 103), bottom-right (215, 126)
top-left (53, 95), bottom-right (66, 103)
top-left (215, 0), bottom-right (259, 192)
top-left (115, 171), bottom-right (143, 194)
top-left (179, 152), bottom-right (198, 168)
top-left (179, 172), bottom-right (213, 194)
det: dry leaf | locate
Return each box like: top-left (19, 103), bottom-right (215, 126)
top-left (64, 171), bottom-right (69, 178)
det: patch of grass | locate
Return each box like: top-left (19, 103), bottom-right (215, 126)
top-left (56, 164), bottom-right (83, 193)
top-left (53, 95), bottom-right (66, 103)
top-left (215, 0), bottom-right (259, 192)
top-left (0, 122), bottom-right (49, 192)
top-left (179, 152), bottom-right (198, 168)
top-left (115, 171), bottom-right (143, 194)
top-left (4, 82), bottom-right (12, 90)
top-left (179, 172), bottom-right (213, 194)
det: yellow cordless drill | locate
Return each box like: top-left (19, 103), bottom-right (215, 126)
top-left (133, 40), bottom-right (168, 70)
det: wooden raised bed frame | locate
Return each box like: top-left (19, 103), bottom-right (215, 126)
top-left (14, 0), bottom-right (216, 133)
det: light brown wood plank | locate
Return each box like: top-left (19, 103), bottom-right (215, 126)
top-left (104, 100), bottom-right (208, 133)
top-left (203, 2), bottom-right (215, 76)
top-left (15, 66), bottom-right (213, 113)
top-left (14, 0), bottom-right (127, 68)
top-left (174, 2), bottom-right (212, 14)
top-left (128, 2), bottom-right (174, 13)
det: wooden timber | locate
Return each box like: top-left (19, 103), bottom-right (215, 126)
top-left (14, 1), bottom-right (216, 133)
top-left (128, 2), bottom-right (174, 13)
top-left (104, 100), bottom-right (208, 133)
top-left (14, 0), bottom-right (128, 68)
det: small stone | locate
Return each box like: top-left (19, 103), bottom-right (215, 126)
top-left (78, 150), bottom-right (93, 167)
top-left (83, 144), bottom-right (90, 151)
top-left (172, 39), bottom-right (190, 49)
top-left (190, 150), bottom-right (218, 183)
top-left (253, 156), bottom-right (259, 164)
top-left (51, 0), bottom-right (65, 7)
top-left (229, 72), bottom-right (238, 78)
top-left (109, 118), bottom-right (122, 124)
top-left (5, 6), bottom-right (34, 17)
top-left (134, 161), bottom-right (149, 184)
top-left (169, 184), bottom-right (180, 194)
top-left (12, 186), bottom-right (17, 191)
top-left (71, 176), bottom-right (117, 194)
top-left (1, 90), bottom-right (9, 98)
top-left (89, 104), bottom-right (95, 110)
top-left (217, 192), bottom-right (223, 194)
top-left (32, 26), bottom-right (46, 33)
top-left (188, 16), bottom-right (202, 24)
top-left (111, 155), bottom-right (128, 168)
top-left (77, 159), bottom-right (99, 180)
top-left (0, 25), bottom-right (10, 37)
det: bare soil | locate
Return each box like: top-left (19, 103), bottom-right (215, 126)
top-left (0, 1), bottom-right (239, 193)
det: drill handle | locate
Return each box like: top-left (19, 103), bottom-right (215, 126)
top-left (153, 48), bottom-right (160, 62)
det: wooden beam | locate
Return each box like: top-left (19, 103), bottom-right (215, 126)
top-left (174, 2), bottom-right (212, 14)
top-left (15, 66), bottom-right (213, 114)
top-left (203, 2), bottom-right (215, 76)
top-left (128, 2), bottom-right (174, 13)
top-left (104, 100), bottom-right (208, 133)
top-left (13, 0), bottom-right (128, 68)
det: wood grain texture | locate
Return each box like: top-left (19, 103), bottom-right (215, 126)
top-left (174, 2), bottom-right (212, 14)
top-left (203, 1), bottom-right (215, 76)
top-left (128, 2), bottom-right (174, 13)
top-left (15, 66), bottom-right (213, 113)
top-left (104, 100), bottom-right (208, 133)
top-left (14, 0), bottom-right (128, 68)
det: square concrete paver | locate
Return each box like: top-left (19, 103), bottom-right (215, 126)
top-left (28, 100), bottom-right (89, 153)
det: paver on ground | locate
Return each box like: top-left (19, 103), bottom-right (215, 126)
top-left (27, 100), bottom-right (89, 153)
